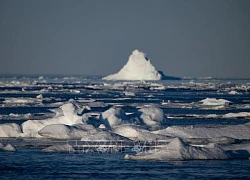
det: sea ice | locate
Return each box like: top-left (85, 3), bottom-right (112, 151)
top-left (125, 138), bottom-right (230, 161)
top-left (228, 90), bottom-right (240, 95)
top-left (0, 123), bottom-right (22, 138)
top-left (138, 106), bottom-right (165, 128)
top-left (100, 107), bottom-right (127, 128)
top-left (38, 124), bottom-right (93, 139)
top-left (113, 124), bottom-right (171, 141)
top-left (199, 98), bottom-right (231, 106)
top-left (42, 144), bottom-right (75, 152)
top-left (21, 102), bottom-right (84, 137)
top-left (0, 143), bottom-right (17, 152)
top-left (153, 123), bottom-right (250, 139)
top-left (223, 112), bottom-right (250, 119)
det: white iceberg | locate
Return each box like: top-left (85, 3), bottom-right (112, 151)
top-left (125, 138), bottom-right (230, 161)
top-left (103, 50), bottom-right (179, 81)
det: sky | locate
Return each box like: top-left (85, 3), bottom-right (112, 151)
top-left (1, 0), bottom-right (250, 78)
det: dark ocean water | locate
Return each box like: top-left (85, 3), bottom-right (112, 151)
top-left (1, 147), bottom-right (250, 180)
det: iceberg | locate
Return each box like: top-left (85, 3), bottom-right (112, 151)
top-left (103, 50), bottom-right (180, 81)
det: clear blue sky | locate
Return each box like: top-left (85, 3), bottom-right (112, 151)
top-left (1, 0), bottom-right (250, 78)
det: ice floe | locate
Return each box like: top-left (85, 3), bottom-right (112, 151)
top-left (0, 143), bottom-right (17, 152)
top-left (42, 144), bottom-right (75, 152)
top-left (125, 138), bottom-right (231, 161)
top-left (199, 98), bottom-right (232, 106)
top-left (113, 125), bottom-right (171, 141)
top-left (21, 102), bottom-right (84, 137)
top-left (138, 106), bottom-right (165, 128)
top-left (4, 98), bottom-right (42, 104)
top-left (38, 123), bottom-right (130, 141)
top-left (153, 123), bottom-right (250, 139)
top-left (38, 124), bottom-right (93, 139)
top-left (223, 112), bottom-right (250, 119)
top-left (100, 107), bottom-right (127, 128)
top-left (0, 123), bottom-right (22, 138)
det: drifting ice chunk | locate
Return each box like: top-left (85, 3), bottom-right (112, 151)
top-left (0, 143), bottom-right (17, 152)
top-left (228, 90), bottom-right (240, 95)
top-left (43, 144), bottom-right (75, 152)
top-left (125, 138), bottom-right (230, 161)
top-left (36, 94), bottom-right (43, 99)
top-left (199, 98), bottom-right (231, 106)
top-left (103, 50), bottom-right (179, 81)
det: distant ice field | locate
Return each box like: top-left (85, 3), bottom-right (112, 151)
top-left (0, 75), bottom-right (250, 125)
top-left (1, 75), bottom-right (250, 179)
